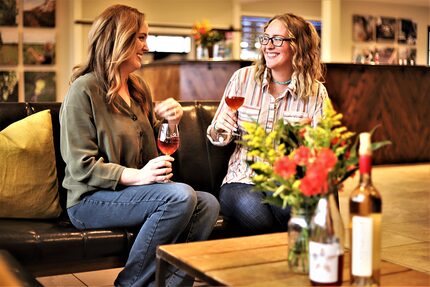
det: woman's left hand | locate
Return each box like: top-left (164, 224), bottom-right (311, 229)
top-left (155, 98), bottom-right (183, 125)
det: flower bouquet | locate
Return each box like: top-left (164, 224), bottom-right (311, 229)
top-left (191, 19), bottom-right (224, 57)
top-left (241, 98), bottom-right (390, 273)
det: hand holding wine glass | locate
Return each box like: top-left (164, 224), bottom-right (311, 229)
top-left (223, 91), bottom-right (244, 137)
top-left (157, 121), bottom-right (180, 182)
top-left (157, 121), bottom-right (180, 156)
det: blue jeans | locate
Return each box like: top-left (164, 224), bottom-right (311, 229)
top-left (219, 183), bottom-right (291, 235)
top-left (67, 182), bottom-right (219, 287)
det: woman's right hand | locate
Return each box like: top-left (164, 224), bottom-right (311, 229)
top-left (214, 108), bottom-right (238, 134)
top-left (120, 155), bottom-right (174, 185)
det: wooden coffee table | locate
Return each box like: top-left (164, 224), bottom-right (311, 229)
top-left (156, 232), bottom-right (429, 286)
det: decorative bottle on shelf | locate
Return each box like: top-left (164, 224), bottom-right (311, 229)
top-left (309, 192), bottom-right (345, 286)
top-left (349, 132), bottom-right (382, 286)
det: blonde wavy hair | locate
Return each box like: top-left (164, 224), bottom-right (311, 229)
top-left (71, 5), bottom-right (150, 112)
top-left (254, 13), bottom-right (325, 100)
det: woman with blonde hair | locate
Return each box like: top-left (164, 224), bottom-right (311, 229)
top-left (207, 13), bottom-right (328, 235)
top-left (60, 5), bottom-right (219, 286)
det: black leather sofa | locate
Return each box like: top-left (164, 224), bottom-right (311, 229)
top-left (0, 101), bottom-right (236, 278)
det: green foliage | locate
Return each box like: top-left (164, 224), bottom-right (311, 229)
top-left (241, 98), bottom-right (390, 210)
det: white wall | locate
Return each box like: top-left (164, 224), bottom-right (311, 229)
top-left (57, 0), bottom-right (429, 100)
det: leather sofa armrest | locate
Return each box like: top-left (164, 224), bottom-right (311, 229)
top-left (0, 250), bottom-right (42, 287)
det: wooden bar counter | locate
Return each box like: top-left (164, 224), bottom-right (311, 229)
top-left (138, 60), bottom-right (430, 164)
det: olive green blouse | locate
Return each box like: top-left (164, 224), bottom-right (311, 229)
top-left (60, 73), bottom-right (159, 208)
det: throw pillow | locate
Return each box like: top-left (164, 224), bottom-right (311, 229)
top-left (0, 109), bottom-right (62, 218)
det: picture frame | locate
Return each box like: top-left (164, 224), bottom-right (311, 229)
top-left (398, 19), bottom-right (417, 45)
top-left (23, 0), bottom-right (55, 28)
top-left (375, 16), bottom-right (396, 42)
top-left (0, 0), bottom-right (18, 26)
top-left (0, 29), bottom-right (19, 65)
top-left (0, 70), bottom-right (19, 102)
top-left (353, 15), bottom-right (375, 42)
top-left (24, 71), bottom-right (56, 102)
top-left (23, 29), bottom-right (55, 65)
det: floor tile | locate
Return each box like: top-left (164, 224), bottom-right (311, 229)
top-left (36, 274), bottom-right (85, 287)
top-left (73, 268), bottom-right (122, 287)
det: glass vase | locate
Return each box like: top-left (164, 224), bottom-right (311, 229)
top-left (288, 208), bottom-right (312, 274)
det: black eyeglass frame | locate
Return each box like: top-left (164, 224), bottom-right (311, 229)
top-left (258, 35), bottom-right (295, 47)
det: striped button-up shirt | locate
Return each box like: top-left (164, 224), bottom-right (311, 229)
top-left (207, 65), bottom-right (328, 185)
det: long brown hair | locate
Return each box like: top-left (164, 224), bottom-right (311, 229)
top-left (254, 13), bottom-right (325, 100)
top-left (71, 5), bottom-right (150, 112)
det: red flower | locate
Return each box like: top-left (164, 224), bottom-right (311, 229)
top-left (331, 137), bottom-right (339, 146)
top-left (300, 163), bottom-right (328, 196)
top-left (299, 128), bottom-right (306, 139)
top-left (315, 148), bottom-right (337, 170)
top-left (274, 156), bottom-right (297, 179)
top-left (293, 146), bottom-right (311, 166)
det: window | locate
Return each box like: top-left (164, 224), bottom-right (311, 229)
top-left (240, 16), bottom-right (269, 60)
top-left (147, 35), bottom-right (191, 53)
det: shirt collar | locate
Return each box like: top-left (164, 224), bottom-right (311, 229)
top-left (262, 68), bottom-right (298, 99)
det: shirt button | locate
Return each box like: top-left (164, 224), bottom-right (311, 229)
top-left (131, 115), bottom-right (137, 121)
top-left (139, 131), bottom-right (144, 137)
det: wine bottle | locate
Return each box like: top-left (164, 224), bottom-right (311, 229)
top-left (309, 193), bottom-right (345, 286)
top-left (349, 132), bottom-right (382, 286)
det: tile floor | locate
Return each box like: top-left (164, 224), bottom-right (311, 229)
top-left (36, 163), bottom-right (430, 286)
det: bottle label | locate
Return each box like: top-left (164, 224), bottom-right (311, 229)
top-left (309, 241), bottom-right (339, 283)
top-left (352, 216), bottom-right (373, 276)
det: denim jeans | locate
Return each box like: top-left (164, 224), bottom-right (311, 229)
top-left (219, 183), bottom-right (291, 235)
top-left (67, 182), bottom-right (219, 287)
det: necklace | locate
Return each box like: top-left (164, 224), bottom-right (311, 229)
top-left (272, 78), bottom-right (291, 85)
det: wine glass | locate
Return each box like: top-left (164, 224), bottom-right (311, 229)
top-left (157, 121), bottom-right (180, 182)
top-left (224, 88), bottom-right (244, 137)
top-left (157, 121), bottom-right (180, 156)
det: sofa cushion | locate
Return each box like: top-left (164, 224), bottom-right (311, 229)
top-left (0, 110), bottom-right (61, 219)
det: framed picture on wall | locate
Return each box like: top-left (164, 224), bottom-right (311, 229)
top-left (0, 0), bottom-right (18, 26)
top-left (398, 46), bottom-right (416, 65)
top-left (0, 70), bottom-right (18, 102)
top-left (352, 15), bottom-right (375, 42)
top-left (398, 19), bottom-right (417, 45)
top-left (352, 45), bottom-right (376, 64)
top-left (23, 30), bottom-right (55, 65)
top-left (375, 46), bottom-right (397, 64)
top-left (0, 29), bottom-right (19, 65)
top-left (376, 16), bottom-right (396, 42)
top-left (23, 0), bottom-right (55, 27)
top-left (24, 71), bottom-right (56, 102)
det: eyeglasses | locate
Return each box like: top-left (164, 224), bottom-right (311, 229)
top-left (258, 35), bottom-right (294, 47)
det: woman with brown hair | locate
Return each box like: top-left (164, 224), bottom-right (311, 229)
top-left (207, 13), bottom-right (328, 235)
top-left (60, 5), bottom-right (219, 286)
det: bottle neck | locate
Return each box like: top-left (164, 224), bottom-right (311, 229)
top-left (359, 154), bottom-right (372, 184)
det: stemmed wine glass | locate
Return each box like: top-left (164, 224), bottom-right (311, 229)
top-left (157, 121), bottom-right (180, 156)
top-left (224, 85), bottom-right (245, 137)
top-left (157, 121), bottom-right (180, 182)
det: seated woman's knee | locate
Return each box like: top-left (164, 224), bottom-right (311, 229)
top-left (168, 182), bottom-right (197, 207)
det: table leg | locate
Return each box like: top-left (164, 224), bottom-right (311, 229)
top-left (156, 255), bottom-right (168, 287)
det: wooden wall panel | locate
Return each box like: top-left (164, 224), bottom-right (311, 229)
top-left (179, 62), bottom-right (239, 101)
top-left (136, 65), bottom-right (180, 100)
top-left (325, 64), bottom-right (430, 164)
top-left (138, 61), bottom-right (430, 164)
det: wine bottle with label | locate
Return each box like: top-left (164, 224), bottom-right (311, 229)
top-left (349, 132), bottom-right (382, 286)
top-left (309, 193), bottom-right (345, 286)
